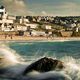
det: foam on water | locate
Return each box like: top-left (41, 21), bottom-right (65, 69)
top-left (0, 44), bottom-right (26, 68)
top-left (60, 56), bottom-right (80, 80)
top-left (0, 42), bottom-right (80, 80)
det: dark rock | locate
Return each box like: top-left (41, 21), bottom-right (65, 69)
top-left (23, 57), bottom-right (64, 75)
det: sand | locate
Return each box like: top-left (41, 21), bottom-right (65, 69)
top-left (0, 35), bottom-right (80, 42)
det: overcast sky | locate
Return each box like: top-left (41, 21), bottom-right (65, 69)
top-left (0, 0), bottom-right (80, 16)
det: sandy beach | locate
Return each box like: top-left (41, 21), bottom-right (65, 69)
top-left (0, 35), bottom-right (80, 42)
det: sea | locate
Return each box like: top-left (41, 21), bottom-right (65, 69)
top-left (0, 41), bottom-right (80, 80)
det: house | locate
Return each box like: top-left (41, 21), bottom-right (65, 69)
top-left (61, 31), bottom-right (73, 37)
top-left (77, 23), bottom-right (80, 27)
top-left (31, 30), bottom-right (46, 36)
top-left (16, 24), bottom-right (27, 31)
top-left (19, 17), bottom-right (29, 24)
top-left (70, 23), bottom-right (76, 28)
top-left (7, 15), bottom-right (16, 20)
top-left (75, 27), bottom-right (79, 32)
top-left (25, 23), bottom-right (38, 29)
top-left (45, 25), bottom-right (52, 29)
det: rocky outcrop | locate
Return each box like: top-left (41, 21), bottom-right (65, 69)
top-left (23, 57), bottom-right (64, 75)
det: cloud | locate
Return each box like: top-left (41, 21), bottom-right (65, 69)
top-left (53, 2), bottom-right (80, 16)
top-left (59, 2), bottom-right (80, 9)
top-left (0, 0), bottom-right (80, 16)
top-left (1, 0), bottom-right (28, 16)
top-left (27, 11), bottom-right (35, 16)
top-left (41, 11), bottom-right (47, 15)
top-left (27, 1), bottom-right (80, 16)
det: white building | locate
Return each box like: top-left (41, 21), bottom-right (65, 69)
top-left (25, 23), bottom-right (38, 29)
top-left (45, 25), bottom-right (52, 29)
top-left (31, 30), bottom-right (46, 36)
top-left (76, 27), bottom-right (79, 32)
top-left (0, 6), bottom-right (14, 31)
top-left (71, 23), bottom-right (76, 28)
top-left (7, 15), bottom-right (16, 20)
top-left (20, 18), bottom-right (29, 24)
top-left (16, 24), bottom-right (27, 31)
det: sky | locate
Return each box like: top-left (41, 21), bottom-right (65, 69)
top-left (0, 0), bottom-right (80, 16)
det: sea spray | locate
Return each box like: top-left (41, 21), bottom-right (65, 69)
top-left (25, 56), bottom-right (80, 80)
top-left (0, 44), bottom-right (25, 68)
top-left (60, 56), bottom-right (80, 80)
top-left (22, 71), bottom-right (71, 80)
top-left (0, 41), bottom-right (80, 80)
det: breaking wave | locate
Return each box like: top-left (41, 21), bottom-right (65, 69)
top-left (0, 42), bottom-right (80, 80)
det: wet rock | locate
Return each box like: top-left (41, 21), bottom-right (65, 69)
top-left (23, 57), bottom-right (64, 75)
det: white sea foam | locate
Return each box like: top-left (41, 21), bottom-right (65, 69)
top-left (60, 56), bottom-right (80, 80)
top-left (0, 43), bottom-right (80, 80)
top-left (0, 44), bottom-right (26, 68)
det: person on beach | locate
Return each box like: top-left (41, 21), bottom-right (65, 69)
top-left (10, 34), bottom-right (13, 39)
top-left (10, 34), bottom-right (12, 39)
top-left (7, 34), bottom-right (13, 39)
top-left (5, 34), bottom-right (7, 39)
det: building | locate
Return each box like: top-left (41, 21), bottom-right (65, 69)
top-left (45, 25), bottom-right (52, 29)
top-left (16, 23), bottom-right (27, 31)
top-left (25, 23), bottom-right (38, 29)
top-left (31, 30), bottom-right (46, 36)
top-left (0, 6), bottom-right (15, 31)
top-left (19, 17), bottom-right (29, 24)
top-left (61, 31), bottom-right (73, 37)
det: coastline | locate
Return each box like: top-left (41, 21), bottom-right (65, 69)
top-left (0, 35), bottom-right (80, 42)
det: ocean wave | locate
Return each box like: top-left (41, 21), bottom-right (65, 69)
top-left (0, 42), bottom-right (80, 80)
top-left (0, 44), bottom-right (26, 68)
top-left (0, 56), bottom-right (80, 80)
